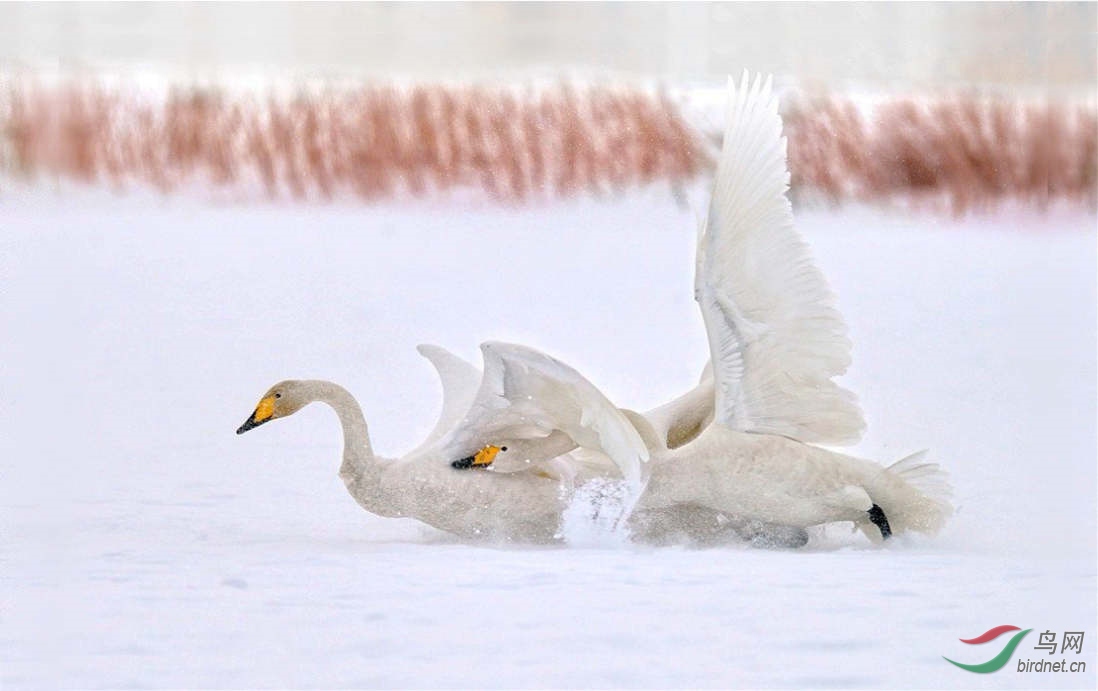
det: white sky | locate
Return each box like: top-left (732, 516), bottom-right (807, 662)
top-left (0, 2), bottom-right (1094, 91)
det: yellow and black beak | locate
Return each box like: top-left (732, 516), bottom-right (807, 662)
top-left (236, 395), bottom-right (276, 435)
top-left (451, 445), bottom-right (506, 470)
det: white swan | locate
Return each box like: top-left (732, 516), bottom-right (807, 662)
top-left (235, 370), bottom-right (562, 543)
top-left (236, 346), bottom-right (777, 544)
top-left (442, 73), bottom-right (952, 542)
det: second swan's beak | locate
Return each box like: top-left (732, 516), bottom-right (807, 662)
top-left (236, 413), bottom-right (265, 434)
top-left (236, 396), bottom-right (276, 435)
top-left (451, 445), bottom-right (506, 469)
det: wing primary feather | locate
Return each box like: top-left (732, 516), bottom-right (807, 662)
top-left (441, 342), bottom-right (651, 489)
top-left (696, 72), bottom-right (866, 445)
top-left (410, 344), bottom-right (483, 453)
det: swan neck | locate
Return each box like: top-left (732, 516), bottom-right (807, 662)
top-left (621, 408), bottom-right (665, 453)
top-left (307, 380), bottom-right (375, 478)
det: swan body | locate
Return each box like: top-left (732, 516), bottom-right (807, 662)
top-left (445, 343), bottom-right (950, 542)
top-left (636, 422), bottom-right (951, 541)
top-left (440, 73), bottom-right (952, 543)
top-left (236, 368), bottom-right (775, 545)
top-left (237, 378), bottom-right (566, 542)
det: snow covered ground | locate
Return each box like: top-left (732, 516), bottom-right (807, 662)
top-left (2, 189), bottom-right (1094, 688)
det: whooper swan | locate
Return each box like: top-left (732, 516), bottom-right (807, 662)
top-left (443, 73), bottom-right (952, 543)
top-left (236, 346), bottom-right (787, 544)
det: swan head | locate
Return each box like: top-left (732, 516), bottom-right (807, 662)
top-left (448, 433), bottom-right (577, 473)
top-left (236, 380), bottom-right (311, 434)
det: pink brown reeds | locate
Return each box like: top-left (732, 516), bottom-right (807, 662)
top-left (785, 95), bottom-right (1097, 214)
top-left (5, 79), bottom-right (1095, 214)
top-left (4, 79), bottom-right (709, 203)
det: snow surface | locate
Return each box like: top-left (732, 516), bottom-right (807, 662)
top-left (2, 189), bottom-right (1095, 688)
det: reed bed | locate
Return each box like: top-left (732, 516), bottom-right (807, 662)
top-left (2, 80), bottom-right (705, 203)
top-left (3, 78), bottom-right (1094, 213)
top-left (786, 95), bottom-right (1097, 214)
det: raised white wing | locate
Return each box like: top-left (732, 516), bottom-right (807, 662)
top-left (442, 342), bottom-right (650, 489)
top-left (413, 344), bottom-right (482, 449)
top-left (697, 72), bottom-right (865, 444)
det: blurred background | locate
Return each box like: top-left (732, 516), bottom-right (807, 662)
top-left (1, 2), bottom-right (1095, 211)
top-left (0, 2), bottom-right (1095, 90)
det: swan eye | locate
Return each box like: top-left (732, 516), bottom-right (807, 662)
top-left (501, 446), bottom-right (508, 451)
top-left (274, 393), bottom-right (282, 399)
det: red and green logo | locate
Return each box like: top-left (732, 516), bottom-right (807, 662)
top-left (944, 625), bottom-right (1032, 673)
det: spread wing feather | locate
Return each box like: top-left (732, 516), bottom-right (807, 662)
top-left (442, 342), bottom-right (649, 489)
top-left (697, 72), bottom-right (865, 444)
top-left (413, 344), bottom-right (482, 450)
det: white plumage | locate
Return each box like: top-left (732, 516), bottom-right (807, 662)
top-left (436, 72), bottom-right (950, 542)
top-left (408, 344), bottom-right (482, 453)
top-left (441, 342), bottom-right (649, 490)
top-left (237, 72), bottom-right (951, 546)
top-left (698, 72), bottom-right (863, 444)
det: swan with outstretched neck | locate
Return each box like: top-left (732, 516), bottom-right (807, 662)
top-left (235, 371), bottom-right (770, 545)
top-left (236, 375), bottom-right (567, 543)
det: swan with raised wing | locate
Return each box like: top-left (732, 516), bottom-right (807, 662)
top-left (235, 346), bottom-right (768, 544)
top-left (443, 73), bottom-right (952, 543)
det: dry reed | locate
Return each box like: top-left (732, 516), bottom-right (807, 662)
top-left (3, 80), bottom-right (706, 203)
top-left (3, 79), bottom-right (1095, 214)
top-left (785, 95), bottom-right (1097, 214)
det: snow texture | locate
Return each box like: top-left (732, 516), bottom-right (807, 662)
top-left (2, 189), bottom-right (1095, 688)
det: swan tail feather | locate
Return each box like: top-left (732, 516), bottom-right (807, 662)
top-left (869, 450), bottom-right (953, 537)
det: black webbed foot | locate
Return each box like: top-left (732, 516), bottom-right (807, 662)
top-left (867, 503), bottom-right (892, 539)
